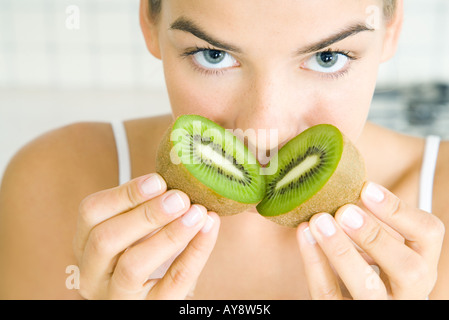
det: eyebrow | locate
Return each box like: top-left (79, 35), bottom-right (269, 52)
top-left (169, 16), bottom-right (374, 56)
top-left (295, 23), bottom-right (375, 55)
top-left (170, 17), bottom-right (242, 53)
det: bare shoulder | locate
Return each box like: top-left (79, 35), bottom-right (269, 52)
top-left (1, 121), bottom-right (120, 204)
top-left (430, 139), bottom-right (449, 299)
top-left (0, 114), bottom-right (174, 299)
top-left (0, 121), bottom-right (119, 299)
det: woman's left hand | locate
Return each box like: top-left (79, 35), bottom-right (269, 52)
top-left (296, 181), bottom-right (445, 300)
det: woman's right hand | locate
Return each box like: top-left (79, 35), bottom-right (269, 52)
top-left (73, 173), bottom-right (220, 299)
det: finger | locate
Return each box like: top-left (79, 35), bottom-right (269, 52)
top-left (148, 212), bottom-right (221, 299)
top-left (361, 181), bottom-right (445, 266)
top-left (108, 204), bottom-right (208, 299)
top-left (335, 204), bottom-right (429, 299)
top-left (308, 213), bottom-right (387, 300)
top-left (78, 190), bottom-right (191, 294)
top-left (74, 173), bottom-right (167, 261)
top-left (296, 222), bottom-right (343, 300)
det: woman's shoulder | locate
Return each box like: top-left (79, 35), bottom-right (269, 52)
top-left (0, 115), bottom-right (171, 299)
top-left (2, 114), bottom-right (173, 192)
top-left (3, 121), bottom-right (119, 192)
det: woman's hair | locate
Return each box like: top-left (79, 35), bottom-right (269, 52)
top-left (149, 0), bottom-right (161, 21)
top-left (383, 0), bottom-right (397, 20)
top-left (148, 0), bottom-right (397, 21)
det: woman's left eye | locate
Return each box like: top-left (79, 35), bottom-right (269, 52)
top-left (191, 49), bottom-right (238, 70)
top-left (302, 51), bottom-right (352, 74)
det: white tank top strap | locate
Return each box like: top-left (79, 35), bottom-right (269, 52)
top-left (419, 135), bottom-right (441, 213)
top-left (111, 120), bottom-right (132, 186)
top-left (110, 120), bottom-right (182, 281)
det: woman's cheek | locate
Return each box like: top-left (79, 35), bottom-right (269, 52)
top-left (331, 64), bottom-right (380, 140)
top-left (307, 81), bottom-right (371, 142)
top-left (166, 72), bottom-right (235, 120)
top-left (163, 59), bottom-right (208, 117)
top-left (164, 63), bottom-right (241, 120)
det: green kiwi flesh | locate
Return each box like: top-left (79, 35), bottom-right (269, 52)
top-left (257, 124), bottom-right (366, 227)
top-left (156, 115), bottom-right (366, 226)
top-left (156, 114), bottom-right (266, 216)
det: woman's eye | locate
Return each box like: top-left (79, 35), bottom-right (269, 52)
top-left (192, 49), bottom-right (238, 70)
top-left (302, 51), bottom-right (350, 74)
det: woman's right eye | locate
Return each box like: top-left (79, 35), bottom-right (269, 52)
top-left (301, 50), bottom-right (355, 75)
top-left (190, 49), bottom-right (239, 71)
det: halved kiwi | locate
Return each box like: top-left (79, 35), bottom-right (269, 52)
top-left (156, 114), bottom-right (266, 216)
top-left (156, 115), bottom-right (366, 227)
top-left (256, 124), bottom-right (366, 227)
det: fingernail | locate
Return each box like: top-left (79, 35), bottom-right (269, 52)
top-left (141, 174), bottom-right (162, 196)
top-left (162, 191), bottom-right (186, 214)
top-left (314, 214), bottom-right (336, 237)
top-left (201, 215), bottom-right (215, 233)
top-left (364, 182), bottom-right (385, 203)
top-left (303, 227), bottom-right (316, 245)
top-left (182, 205), bottom-right (205, 227)
top-left (341, 206), bottom-right (364, 230)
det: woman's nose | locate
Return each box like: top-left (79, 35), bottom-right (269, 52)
top-left (230, 87), bottom-right (286, 166)
top-left (234, 71), bottom-right (301, 153)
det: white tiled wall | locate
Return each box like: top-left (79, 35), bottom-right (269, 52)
top-left (377, 0), bottom-right (449, 86)
top-left (0, 0), bottom-right (165, 88)
top-left (0, 0), bottom-right (449, 181)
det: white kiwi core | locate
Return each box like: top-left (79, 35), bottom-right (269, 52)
top-left (197, 143), bottom-right (245, 180)
top-left (276, 155), bottom-right (319, 189)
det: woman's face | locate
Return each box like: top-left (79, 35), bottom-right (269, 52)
top-left (141, 0), bottom-right (400, 157)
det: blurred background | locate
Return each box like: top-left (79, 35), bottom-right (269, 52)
top-left (1, 0), bottom-right (449, 181)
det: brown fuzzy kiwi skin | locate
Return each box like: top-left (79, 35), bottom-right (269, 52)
top-left (264, 134), bottom-right (366, 228)
top-left (156, 123), bottom-right (257, 216)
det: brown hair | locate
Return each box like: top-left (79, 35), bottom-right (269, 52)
top-left (383, 0), bottom-right (397, 20)
top-left (149, 0), bottom-right (161, 20)
top-left (148, 0), bottom-right (397, 21)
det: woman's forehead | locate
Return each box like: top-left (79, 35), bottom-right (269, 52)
top-left (163, 0), bottom-right (381, 36)
top-left (162, 0), bottom-right (382, 24)
top-left (162, 0), bottom-right (381, 53)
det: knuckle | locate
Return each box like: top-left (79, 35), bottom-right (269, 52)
top-left (115, 251), bottom-right (144, 285)
top-left (360, 224), bottom-right (384, 250)
top-left (166, 260), bottom-right (191, 287)
top-left (163, 226), bottom-right (182, 247)
top-left (185, 240), bottom-right (209, 264)
top-left (143, 202), bottom-right (164, 228)
top-left (124, 182), bottom-right (140, 208)
top-left (78, 194), bottom-right (99, 226)
top-left (316, 285), bottom-right (341, 300)
top-left (407, 264), bottom-right (428, 288)
top-left (397, 256), bottom-right (429, 287)
top-left (332, 242), bottom-right (352, 259)
top-left (424, 216), bottom-right (446, 242)
top-left (143, 203), bottom-right (156, 225)
top-left (386, 195), bottom-right (403, 218)
top-left (88, 226), bottom-right (117, 256)
top-left (190, 237), bottom-right (210, 256)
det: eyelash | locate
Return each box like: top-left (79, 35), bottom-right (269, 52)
top-left (181, 46), bottom-right (359, 78)
top-left (181, 46), bottom-right (230, 76)
top-left (308, 48), bottom-right (358, 80)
